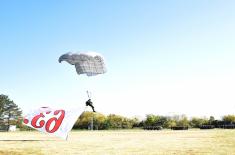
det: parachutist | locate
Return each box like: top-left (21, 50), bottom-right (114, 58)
top-left (85, 99), bottom-right (96, 112)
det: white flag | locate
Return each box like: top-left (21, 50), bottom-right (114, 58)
top-left (23, 107), bottom-right (83, 140)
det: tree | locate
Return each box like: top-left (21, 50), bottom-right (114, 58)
top-left (0, 95), bottom-right (8, 115)
top-left (93, 112), bottom-right (106, 130)
top-left (74, 111), bottom-right (94, 129)
top-left (74, 111), bottom-right (106, 130)
top-left (0, 94), bottom-right (22, 131)
top-left (222, 115), bottom-right (235, 124)
top-left (131, 117), bottom-right (142, 128)
top-left (103, 114), bottom-right (135, 129)
top-left (121, 118), bottom-right (133, 129)
top-left (144, 114), bottom-right (160, 126)
top-left (176, 115), bottom-right (189, 127)
top-left (0, 95), bottom-right (8, 130)
top-left (157, 116), bottom-right (168, 126)
top-left (190, 117), bottom-right (208, 128)
top-left (144, 115), bottom-right (180, 128)
top-left (163, 119), bottom-right (176, 128)
top-left (106, 114), bottom-right (123, 129)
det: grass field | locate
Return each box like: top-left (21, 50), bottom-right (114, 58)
top-left (0, 129), bottom-right (235, 155)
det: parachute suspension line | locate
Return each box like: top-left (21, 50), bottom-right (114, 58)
top-left (86, 90), bottom-right (91, 99)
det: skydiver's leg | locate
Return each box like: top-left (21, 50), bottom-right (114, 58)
top-left (91, 105), bottom-right (96, 112)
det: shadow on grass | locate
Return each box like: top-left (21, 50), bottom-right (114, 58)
top-left (0, 149), bottom-right (43, 155)
top-left (0, 139), bottom-right (56, 141)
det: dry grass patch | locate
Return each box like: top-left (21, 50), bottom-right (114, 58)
top-left (0, 129), bottom-right (235, 155)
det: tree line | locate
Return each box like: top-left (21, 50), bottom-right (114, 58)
top-left (1, 94), bottom-right (235, 131)
top-left (74, 112), bottom-right (235, 130)
top-left (73, 111), bottom-right (139, 130)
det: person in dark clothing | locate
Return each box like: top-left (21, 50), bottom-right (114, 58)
top-left (85, 99), bottom-right (96, 112)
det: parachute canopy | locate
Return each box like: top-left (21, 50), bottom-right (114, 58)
top-left (59, 52), bottom-right (107, 76)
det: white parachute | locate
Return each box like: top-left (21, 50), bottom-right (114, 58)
top-left (59, 52), bottom-right (107, 76)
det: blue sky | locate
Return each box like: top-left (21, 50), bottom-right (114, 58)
top-left (0, 1), bottom-right (235, 118)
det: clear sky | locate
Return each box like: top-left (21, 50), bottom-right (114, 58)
top-left (0, 1), bottom-right (235, 119)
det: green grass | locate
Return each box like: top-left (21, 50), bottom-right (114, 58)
top-left (0, 129), bottom-right (235, 155)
